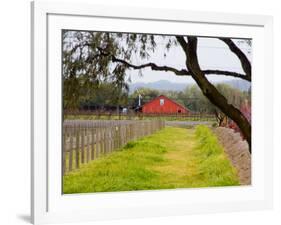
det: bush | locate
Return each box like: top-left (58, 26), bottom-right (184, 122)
top-left (212, 122), bottom-right (218, 127)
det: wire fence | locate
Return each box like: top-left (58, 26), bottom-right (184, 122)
top-left (64, 111), bottom-right (216, 121)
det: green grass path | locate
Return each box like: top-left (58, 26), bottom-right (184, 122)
top-left (63, 126), bottom-right (239, 194)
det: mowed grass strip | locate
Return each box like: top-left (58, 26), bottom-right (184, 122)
top-left (63, 126), bottom-right (239, 194)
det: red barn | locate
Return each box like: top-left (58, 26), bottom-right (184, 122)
top-left (141, 95), bottom-right (189, 114)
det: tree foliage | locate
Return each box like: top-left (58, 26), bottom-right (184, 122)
top-left (129, 84), bottom-right (250, 114)
top-left (80, 82), bottom-right (128, 110)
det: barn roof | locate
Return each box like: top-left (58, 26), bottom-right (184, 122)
top-left (142, 95), bottom-right (190, 111)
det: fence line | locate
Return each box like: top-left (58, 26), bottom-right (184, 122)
top-left (63, 120), bottom-right (165, 174)
top-left (64, 110), bottom-right (216, 121)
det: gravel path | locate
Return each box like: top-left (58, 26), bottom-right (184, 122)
top-left (165, 121), bottom-right (213, 127)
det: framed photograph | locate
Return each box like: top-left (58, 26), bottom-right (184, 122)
top-left (31, 1), bottom-right (273, 224)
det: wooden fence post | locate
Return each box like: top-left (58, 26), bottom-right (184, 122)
top-left (69, 129), bottom-right (73, 171)
top-left (86, 127), bottom-right (90, 163)
top-left (81, 127), bottom-right (85, 164)
top-left (96, 128), bottom-right (100, 158)
top-left (75, 126), bottom-right (80, 169)
top-left (91, 128), bottom-right (95, 160)
top-left (102, 126), bottom-right (104, 153)
top-left (63, 128), bottom-right (67, 175)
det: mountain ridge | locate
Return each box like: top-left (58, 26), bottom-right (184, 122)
top-left (129, 79), bottom-right (250, 93)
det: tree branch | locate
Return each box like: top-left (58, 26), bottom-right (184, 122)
top-left (97, 46), bottom-right (249, 80)
top-left (219, 38), bottom-right (251, 81)
top-left (176, 36), bottom-right (188, 54)
top-left (114, 57), bottom-right (249, 79)
top-left (203, 70), bottom-right (249, 80)
top-left (112, 56), bottom-right (189, 76)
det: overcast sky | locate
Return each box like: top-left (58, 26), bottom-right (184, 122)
top-left (126, 37), bottom-right (251, 84)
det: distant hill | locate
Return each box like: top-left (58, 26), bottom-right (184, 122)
top-left (129, 80), bottom-right (189, 93)
top-left (223, 79), bottom-right (251, 92)
top-left (129, 79), bottom-right (251, 93)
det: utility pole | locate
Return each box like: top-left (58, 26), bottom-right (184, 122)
top-left (138, 94), bottom-right (142, 107)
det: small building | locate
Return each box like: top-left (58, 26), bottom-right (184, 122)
top-left (141, 95), bottom-right (189, 114)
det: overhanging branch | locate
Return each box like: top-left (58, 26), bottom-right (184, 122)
top-left (96, 47), bottom-right (250, 81)
top-left (219, 38), bottom-right (251, 81)
top-left (203, 70), bottom-right (249, 80)
top-left (112, 55), bottom-right (249, 80)
top-left (112, 56), bottom-right (189, 76)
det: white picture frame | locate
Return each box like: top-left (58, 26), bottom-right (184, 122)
top-left (31, 1), bottom-right (273, 224)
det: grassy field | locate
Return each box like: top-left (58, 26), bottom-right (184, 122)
top-left (63, 125), bottom-right (239, 194)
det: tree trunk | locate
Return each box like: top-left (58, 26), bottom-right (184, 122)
top-left (177, 36), bottom-right (251, 152)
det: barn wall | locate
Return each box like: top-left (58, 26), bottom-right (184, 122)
top-left (142, 96), bottom-right (188, 114)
